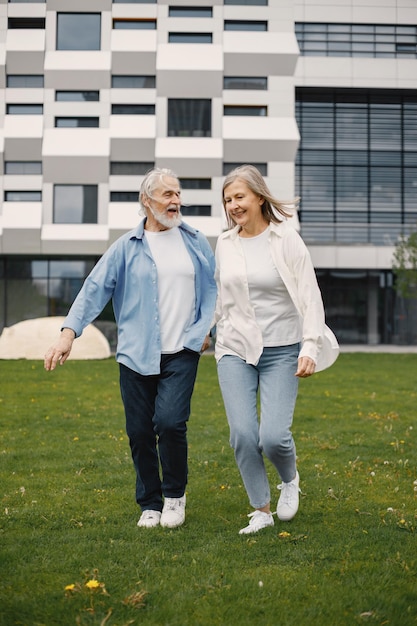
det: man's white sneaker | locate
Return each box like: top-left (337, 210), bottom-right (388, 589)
top-left (277, 471), bottom-right (300, 521)
top-left (239, 510), bottom-right (274, 535)
top-left (160, 495), bottom-right (186, 528)
top-left (137, 510), bottom-right (161, 528)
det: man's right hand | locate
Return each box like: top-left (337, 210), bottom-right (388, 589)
top-left (44, 328), bottom-right (76, 371)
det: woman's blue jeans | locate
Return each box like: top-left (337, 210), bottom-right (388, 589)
top-left (119, 349), bottom-right (200, 512)
top-left (217, 344), bottom-right (299, 509)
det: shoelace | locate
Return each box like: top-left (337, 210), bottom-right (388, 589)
top-left (277, 482), bottom-right (300, 504)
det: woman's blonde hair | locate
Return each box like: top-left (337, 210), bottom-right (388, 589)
top-left (222, 164), bottom-right (298, 229)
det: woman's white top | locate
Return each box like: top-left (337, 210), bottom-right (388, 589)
top-left (214, 220), bottom-right (326, 366)
top-left (239, 228), bottom-right (301, 347)
top-left (145, 227), bottom-right (195, 353)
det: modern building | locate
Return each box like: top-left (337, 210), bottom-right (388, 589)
top-left (0, 0), bottom-right (416, 345)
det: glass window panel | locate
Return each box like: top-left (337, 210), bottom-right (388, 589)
top-left (223, 162), bottom-right (267, 175)
top-left (224, 106), bottom-right (267, 116)
top-left (224, 20), bottom-right (267, 31)
top-left (56, 91), bottom-right (99, 101)
top-left (7, 75), bottom-right (44, 87)
top-left (110, 192), bottom-right (138, 202)
top-left (370, 167), bottom-right (401, 210)
top-left (8, 17), bottom-right (45, 28)
top-left (181, 205), bottom-right (211, 216)
top-left (328, 42), bottom-right (351, 52)
top-left (404, 169), bottom-right (417, 210)
top-left (110, 162), bottom-right (154, 175)
top-left (352, 25), bottom-right (374, 34)
top-left (168, 33), bottom-right (212, 43)
top-left (303, 23), bottom-right (326, 32)
top-left (304, 33), bottom-right (326, 41)
top-left (303, 42), bottom-right (327, 51)
top-left (55, 117), bottom-right (99, 127)
top-left (351, 43), bottom-right (375, 52)
top-left (223, 76), bottom-right (267, 90)
top-left (179, 178), bottom-right (211, 189)
top-left (49, 260), bottom-right (96, 278)
top-left (168, 7), bottom-right (212, 17)
top-left (5, 191), bottom-right (41, 201)
top-left (57, 13), bottom-right (101, 50)
top-left (111, 104), bottom-right (155, 114)
top-left (5, 161), bottom-right (42, 174)
top-left (6, 104), bottom-right (43, 114)
top-left (113, 19), bottom-right (156, 29)
top-left (376, 25), bottom-right (395, 34)
top-left (224, 0), bottom-right (268, 5)
top-left (31, 261), bottom-right (48, 278)
top-left (53, 185), bottom-right (98, 224)
top-left (328, 24), bottom-right (350, 33)
top-left (111, 75), bottom-right (156, 88)
top-left (168, 99), bottom-right (211, 137)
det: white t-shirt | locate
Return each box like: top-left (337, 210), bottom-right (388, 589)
top-left (145, 227), bottom-right (195, 353)
top-left (239, 228), bottom-right (301, 346)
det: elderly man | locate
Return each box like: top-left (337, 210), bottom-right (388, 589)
top-left (44, 168), bottom-right (216, 529)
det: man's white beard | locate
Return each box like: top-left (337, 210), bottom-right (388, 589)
top-left (149, 203), bottom-right (182, 229)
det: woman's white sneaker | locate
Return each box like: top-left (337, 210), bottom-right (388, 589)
top-left (277, 471), bottom-right (300, 521)
top-left (239, 510), bottom-right (274, 535)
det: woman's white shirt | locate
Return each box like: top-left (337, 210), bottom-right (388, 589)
top-left (214, 221), bottom-right (326, 366)
top-left (239, 228), bottom-right (301, 347)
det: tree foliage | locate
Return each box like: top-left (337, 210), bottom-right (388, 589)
top-left (392, 231), bottom-right (417, 299)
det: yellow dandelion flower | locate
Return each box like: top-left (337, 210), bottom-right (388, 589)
top-left (278, 531), bottom-right (291, 538)
top-left (85, 579), bottom-right (101, 590)
top-left (65, 584), bottom-right (75, 591)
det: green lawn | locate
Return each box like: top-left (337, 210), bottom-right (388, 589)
top-left (1, 354), bottom-right (416, 626)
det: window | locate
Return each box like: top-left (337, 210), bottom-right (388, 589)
top-left (7, 75), bottom-right (44, 88)
top-left (224, 106), bottom-right (267, 116)
top-left (8, 17), bottom-right (45, 28)
top-left (180, 178), bottom-right (211, 189)
top-left (296, 87), bottom-right (417, 244)
top-left (223, 162), bottom-right (267, 176)
top-left (224, 20), bottom-right (267, 31)
top-left (223, 76), bottom-right (267, 90)
top-left (224, 0), bottom-right (267, 4)
top-left (169, 33), bottom-right (212, 43)
top-left (5, 191), bottom-right (42, 201)
top-left (55, 117), bottom-right (99, 128)
top-left (113, 19), bottom-right (156, 29)
top-left (6, 104), bottom-right (43, 115)
top-left (111, 75), bottom-right (156, 88)
top-left (168, 7), bottom-right (212, 17)
top-left (55, 91), bottom-right (99, 102)
top-left (168, 99), bottom-right (211, 137)
top-left (181, 205), bottom-right (211, 216)
top-left (295, 23), bottom-right (417, 59)
top-left (56, 13), bottom-right (101, 51)
top-left (111, 104), bottom-right (155, 115)
top-left (110, 192), bottom-right (138, 202)
top-left (5, 162), bottom-right (42, 175)
top-left (53, 185), bottom-right (98, 224)
top-left (110, 162), bottom-right (154, 175)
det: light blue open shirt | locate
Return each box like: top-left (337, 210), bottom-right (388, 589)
top-left (63, 218), bottom-right (217, 375)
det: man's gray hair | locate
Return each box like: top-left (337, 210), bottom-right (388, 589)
top-left (138, 167), bottom-right (179, 213)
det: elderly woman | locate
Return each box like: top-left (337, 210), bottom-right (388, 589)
top-left (214, 164), bottom-right (337, 535)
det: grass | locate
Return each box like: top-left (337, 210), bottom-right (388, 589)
top-left (1, 353), bottom-right (417, 626)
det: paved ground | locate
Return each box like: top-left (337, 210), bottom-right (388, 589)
top-left (340, 344), bottom-right (417, 353)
